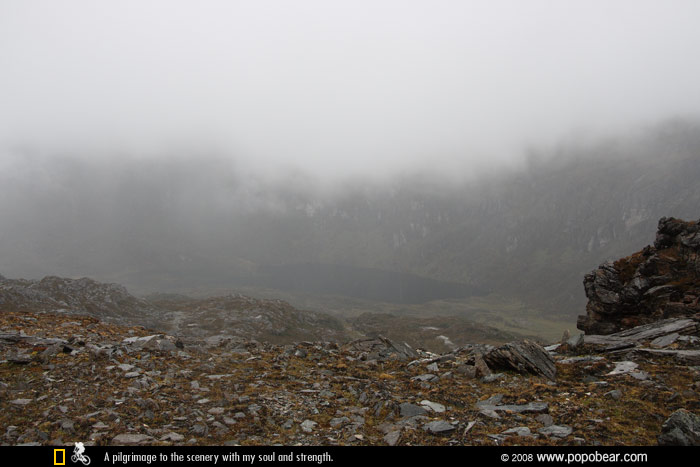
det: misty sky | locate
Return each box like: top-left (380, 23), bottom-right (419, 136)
top-left (2, 0), bottom-right (700, 179)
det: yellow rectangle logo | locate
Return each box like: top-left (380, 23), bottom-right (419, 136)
top-left (54, 449), bottom-right (66, 465)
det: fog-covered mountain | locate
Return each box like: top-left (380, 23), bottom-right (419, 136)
top-left (2, 120), bottom-right (699, 321)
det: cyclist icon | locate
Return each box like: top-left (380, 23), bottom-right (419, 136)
top-left (71, 442), bottom-right (91, 465)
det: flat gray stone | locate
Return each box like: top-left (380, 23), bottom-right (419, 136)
top-left (161, 432), bottom-right (185, 442)
top-left (559, 356), bottom-right (604, 364)
top-left (400, 403), bottom-right (428, 418)
top-left (650, 333), bottom-right (679, 348)
top-left (476, 396), bottom-right (549, 414)
top-left (635, 349), bottom-right (700, 365)
top-left (479, 409), bottom-right (501, 419)
top-left (329, 417), bottom-right (350, 428)
top-left (481, 373), bottom-right (505, 383)
top-left (539, 425), bottom-right (573, 438)
top-left (300, 420), bottom-right (317, 433)
top-left (584, 319), bottom-right (697, 348)
top-left (423, 420), bottom-right (456, 434)
top-left (503, 426), bottom-right (533, 437)
top-left (111, 433), bottom-right (155, 445)
top-left (566, 333), bottom-right (584, 349)
top-left (607, 361), bottom-right (638, 376)
top-left (384, 430), bottom-right (401, 446)
top-left (420, 400), bottom-right (446, 413)
top-left (411, 374), bottom-right (437, 382)
top-left (10, 399), bottom-right (32, 406)
top-left (535, 414), bottom-right (554, 426)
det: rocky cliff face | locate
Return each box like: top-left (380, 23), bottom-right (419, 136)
top-left (578, 217), bottom-right (700, 334)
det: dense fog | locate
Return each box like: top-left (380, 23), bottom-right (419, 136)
top-left (2, 2), bottom-right (700, 319)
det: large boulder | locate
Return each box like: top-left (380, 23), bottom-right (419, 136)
top-left (483, 340), bottom-right (556, 380)
top-left (578, 217), bottom-right (700, 335)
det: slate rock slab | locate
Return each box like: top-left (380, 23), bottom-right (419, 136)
top-left (483, 340), bottom-right (556, 380)
top-left (423, 421), bottom-right (456, 435)
top-left (539, 425), bottom-right (573, 438)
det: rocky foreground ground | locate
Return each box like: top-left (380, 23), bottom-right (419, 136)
top-left (1, 310), bottom-right (699, 446)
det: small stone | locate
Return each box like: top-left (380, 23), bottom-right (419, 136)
top-left (630, 371), bottom-right (650, 381)
top-left (503, 427), bottom-right (532, 437)
top-left (478, 394), bottom-right (504, 406)
top-left (607, 361), bottom-right (638, 376)
top-left (456, 364), bottom-right (477, 378)
top-left (566, 333), bottom-right (584, 349)
top-left (161, 432), bottom-right (185, 442)
top-left (539, 425), bottom-right (573, 438)
top-left (384, 430), bottom-right (401, 446)
top-left (474, 354), bottom-right (492, 378)
top-left (561, 329), bottom-right (571, 344)
top-left (464, 421), bottom-right (477, 434)
top-left (411, 374), bottom-right (437, 382)
top-left (330, 417), bottom-right (350, 428)
top-left (399, 403), bottom-right (428, 418)
top-left (59, 419), bottom-right (75, 432)
top-left (605, 390), bottom-right (622, 400)
top-left (479, 409), bottom-right (501, 419)
top-left (536, 414), bottom-right (554, 427)
top-left (481, 373), bottom-right (504, 383)
top-left (426, 363), bottom-right (439, 372)
top-left (423, 420), bottom-right (456, 434)
top-left (10, 399), bottom-right (32, 406)
top-left (650, 333), bottom-right (680, 349)
top-left (420, 400), bottom-right (446, 413)
top-left (300, 420), bottom-right (317, 433)
top-left (111, 434), bottom-right (154, 445)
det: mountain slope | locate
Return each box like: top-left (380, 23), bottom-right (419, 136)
top-left (1, 120), bottom-right (699, 321)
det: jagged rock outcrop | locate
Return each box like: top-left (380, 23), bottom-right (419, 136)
top-left (0, 275), bottom-right (164, 328)
top-left (483, 340), bottom-right (556, 380)
top-left (658, 409), bottom-right (700, 446)
top-left (578, 217), bottom-right (700, 335)
top-left (0, 275), bottom-right (352, 344)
